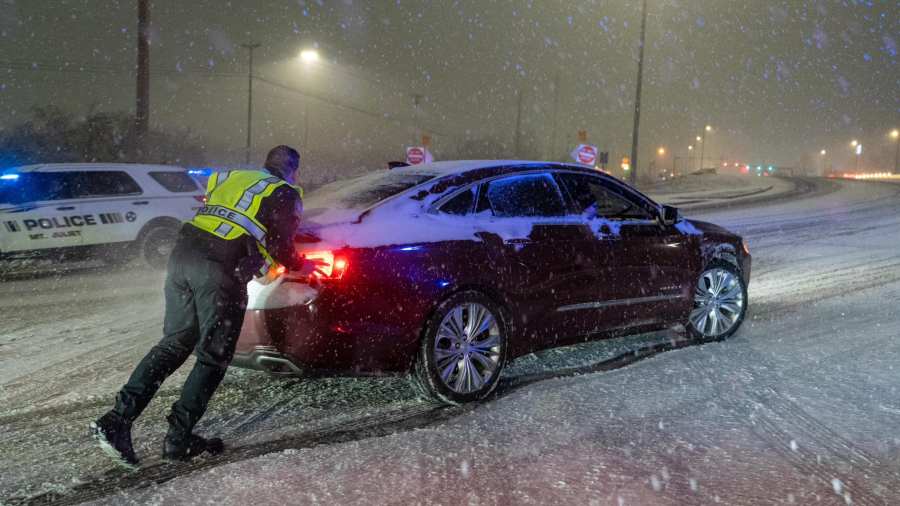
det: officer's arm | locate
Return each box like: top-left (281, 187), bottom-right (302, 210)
top-left (261, 186), bottom-right (304, 271)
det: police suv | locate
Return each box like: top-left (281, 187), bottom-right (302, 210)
top-left (0, 163), bottom-right (204, 268)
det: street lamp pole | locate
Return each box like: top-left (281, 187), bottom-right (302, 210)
top-left (242, 42), bottom-right (261, 165)
top-left (891, 129), bottom-right (899, 174)
top-left (628, 0), bottom-right (648, 185)
top-left (699, 125), bottom-right (711, 171)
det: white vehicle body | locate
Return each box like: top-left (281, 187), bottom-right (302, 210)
top-left (0, 163), bottom-right (204, 266)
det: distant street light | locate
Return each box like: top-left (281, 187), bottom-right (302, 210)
top-left (854, 143), bottom-right (862, 172)
top-left (705, 125), bottom-right (712, 132)
top-left (820, 149), bottom-right (827, 155)
top-left (891, 129), bottom-right (899, 174)
top-left (851, 139), bottom-right (858, 148)
top-left (299, 49), bottom-right (320, 64)
top-left (657, 147), bottom-right (666, 156)
top-left (819, 149), bottom-right (827, 175)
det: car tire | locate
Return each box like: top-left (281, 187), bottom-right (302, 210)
top-left (686, 260), bottom-right (748, 341)
top-left (139, 225), bottom-right (179, 269)
top-left (414, 290), bottom-right (508, 405)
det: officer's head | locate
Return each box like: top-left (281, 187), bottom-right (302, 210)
top-left (264, 145), bottom-right (300, 184)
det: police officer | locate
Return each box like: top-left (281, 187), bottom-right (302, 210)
top-left (90, 145), bottom-right (308, 467)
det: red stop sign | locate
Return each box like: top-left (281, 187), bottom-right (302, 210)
top-left (577, 145), bottom-right (597, 165)
top-left (406, 147), bottom-right (425, 165)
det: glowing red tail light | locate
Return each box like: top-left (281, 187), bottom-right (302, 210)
top-left (303, 250), bottom-right (349, 280)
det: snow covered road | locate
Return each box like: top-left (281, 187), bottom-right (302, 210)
top-left (2, 177), bottom-right (900, 504)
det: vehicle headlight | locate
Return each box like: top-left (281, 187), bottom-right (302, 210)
top-left (741, 239), bottom-right (750, 255)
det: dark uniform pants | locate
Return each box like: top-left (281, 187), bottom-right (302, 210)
top-left (113, 239), bottom-right (247, 441)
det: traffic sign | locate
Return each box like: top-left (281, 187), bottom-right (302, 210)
top-left (570, 144), bottom-right (598, 166)
top-left (406, 146), bottom-right (427, 165)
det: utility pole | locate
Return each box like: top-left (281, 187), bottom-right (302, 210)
top-left (242, 42), bottom-right (260, 165)
top-left (412, 94), bottom-right (423, 144)
top-left (514, 89), bottom-right (524, 158)
top-left (549, 71), bottom-right (560, 161)
top-left (699, 130), bottom-right (707, 171)
top-left (135, 0), bottom-right (150, 148)
top-left (629, 0), bottom-right (648, 185)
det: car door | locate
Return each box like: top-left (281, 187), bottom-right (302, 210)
top-left (589, 177), bottom-right (696, 327)
top-left (75, 171), bottom-right (145, 246)
top-left (552, 171), bottom-right (640, 337)
top-left (0, 171), bottom-right (84, 255)
top-left (471, 170), bottom-right (600, 353)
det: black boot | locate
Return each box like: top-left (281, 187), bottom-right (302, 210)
top-left (162, 433), bottom-right (225, 462)
top-left (89, 411), bottom-right (139, 469)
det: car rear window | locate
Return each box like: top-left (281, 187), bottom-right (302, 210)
top-left (305, 170), bottom-right (436, 211)
top-left (149, 171), bottom-right (200, 193)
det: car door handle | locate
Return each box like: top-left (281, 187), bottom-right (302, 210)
top-left (597, 224), bottom-right (620, 241)
top-left (56, 206), bottom-right (75, 211)
top-left (504, 238), bottom-right (531, 245)
top-left (132, 201), bottom-right (149, 206)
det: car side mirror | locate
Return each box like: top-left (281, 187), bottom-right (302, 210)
top-left (660, 205), bottom-right (679, 226)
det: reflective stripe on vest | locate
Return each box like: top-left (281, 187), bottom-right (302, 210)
top-left (195, 205), bottom-right (268, 246)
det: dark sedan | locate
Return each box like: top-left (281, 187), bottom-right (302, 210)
top-left (232, 161), bottom-right (751, 404)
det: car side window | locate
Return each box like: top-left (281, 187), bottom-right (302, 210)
top-left (25, 173), bottom-right (83, 201)
top-left (479, 173), bottom-right (566, 217)
top-left (438, 186), bottom-right (475, 215)
top-left (556, 172), bottom-right (654, 220)
top-left (78, 171), bottom-right (142, 197)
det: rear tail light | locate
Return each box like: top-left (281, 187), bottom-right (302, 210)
top-left (303, 250), bottom-right (349, 280)
top-left (193, 195), bottom-right (208, 204)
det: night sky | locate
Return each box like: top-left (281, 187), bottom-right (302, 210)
top-left (0, 0), bottom-right (897, 176)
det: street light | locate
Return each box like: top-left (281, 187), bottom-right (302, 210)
top-left (657, 147), bottom-right (666, 156)
top-left (299, 49), bottom-right (320, 64)
top-left (851, 139), bottom-right (858, 148)
top-left (819, 149), bottom-right (827, 175)
top-left (853, 143), bottom-right (862, 172)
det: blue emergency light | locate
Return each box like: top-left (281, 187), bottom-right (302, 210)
top-left (0, 174), bottom-right (19, 181)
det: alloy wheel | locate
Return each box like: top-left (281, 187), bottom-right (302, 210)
top-left (689, 267), bottom-right (745, 338)
top-left (433, 303), bottom-right (502, 394)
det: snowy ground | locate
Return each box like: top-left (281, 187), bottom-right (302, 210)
top-left (2, 177), bottom-right (899, 504)
top-left (642, 173), bottom-right (796, 210)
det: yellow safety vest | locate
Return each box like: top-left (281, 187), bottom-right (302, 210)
top-left (190, 170), bottom-right (302, 277)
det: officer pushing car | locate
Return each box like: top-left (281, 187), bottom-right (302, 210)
top-left (90, 145), bottom-right (310, 467)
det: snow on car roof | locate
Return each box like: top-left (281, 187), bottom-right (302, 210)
top-left (3, 163), bottom-right (186, 174)
top-left (389, 159), bottom-right (548, 177)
